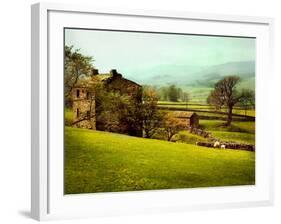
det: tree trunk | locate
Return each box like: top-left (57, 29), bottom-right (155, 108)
top-left (144, 130), bottom-right (150, 138)
top-left (167, 132), bottom-right (174, 141)
top-left (226, 105), bottom-right (233, 126)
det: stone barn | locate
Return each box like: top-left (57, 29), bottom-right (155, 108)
top-left (172, 111), bottom-right (199, 129)
top-left (71, 69), bottom-right (142, 136)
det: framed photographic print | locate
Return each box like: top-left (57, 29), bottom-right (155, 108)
top-left (31, 2), bottom-right (274, 221)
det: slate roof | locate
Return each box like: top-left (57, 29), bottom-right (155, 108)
top-left (75, 73), bottom-right (141, 87)
top-left (170, 111), bottom-right (198, 118)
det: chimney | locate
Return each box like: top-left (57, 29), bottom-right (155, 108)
top-left (110, 69), bottom-right (122, 78)
top-left (91, 68), bottom-right (99, 76)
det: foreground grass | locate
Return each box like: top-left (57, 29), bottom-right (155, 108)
top-left (65, 127), bottom-right (255, 194)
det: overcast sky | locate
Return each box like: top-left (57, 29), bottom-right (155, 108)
top-left (65, 28), bottom-right (255, 80)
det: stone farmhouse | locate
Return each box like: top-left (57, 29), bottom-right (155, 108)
top-left (72, 69), bottom-right (142, 136)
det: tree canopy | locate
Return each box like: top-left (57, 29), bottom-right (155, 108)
top-left (64, 45), bottom-right (94, 105)
top-left (207, 76), bottom-right (252, 126)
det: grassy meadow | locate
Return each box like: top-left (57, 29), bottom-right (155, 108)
top-left (199, 120), bottom-right (255, 145)
top-left (64, 82), bottom-right (255, 194)
top-left (65, 108), bottom-right (73, 126)
top-left (65, 127), bottom-right (255, 194)
top-left (158, 101), bottom-right (255, 117)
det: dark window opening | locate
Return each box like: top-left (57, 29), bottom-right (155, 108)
top-left (76, 108), bottom-right (79, 118)
top-left (87, 92), bottom-right (90, 99)
top-left (87, 111), bottom-right (90, 118)
top-left (76, 89), bottom-right (80, 98)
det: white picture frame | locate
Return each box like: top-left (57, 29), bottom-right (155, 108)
top-left (31, 2), bottom-right (274, 221)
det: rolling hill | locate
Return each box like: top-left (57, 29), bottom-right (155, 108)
top-left (65, 127), bottom-right (255, 194)
top-left (130, 60), bottom-right (255, 89)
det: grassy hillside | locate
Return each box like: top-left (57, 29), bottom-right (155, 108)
top-left (199, 120), bottom-right (255, 145)
top-left (65, 127), bottom-right (255, 194)
top-left (65, 108), bottom-right (73, 126)
top-left (199, 120), bottom-right (255, 133)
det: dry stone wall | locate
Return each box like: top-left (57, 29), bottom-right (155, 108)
top-left (188, 127), bottom-right (255, 151)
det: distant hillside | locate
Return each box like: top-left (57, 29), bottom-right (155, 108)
top-left (194, 61), bottom-right (255, 89)
top-left (130, 61), bottom-right (255, 90)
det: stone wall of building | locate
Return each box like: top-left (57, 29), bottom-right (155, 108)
top-left (106, 76), bottom-right (142, 102)
top-left (72, 87), bottom-right (96, 129)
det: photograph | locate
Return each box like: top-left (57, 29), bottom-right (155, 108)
top-left (64, 28), bottom-right (256, 194)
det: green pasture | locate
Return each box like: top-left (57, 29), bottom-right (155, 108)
top-left (223, 108), bottom-right (255, 117)
top-left (152, 129), bottom-right (207, 144)
top-left (175, 131), bottom-right (208, 144)
top-left (159, 109), bottom-right (252, 122)
top-left (199, 120), bottom-right (255, 145)
top-left (157, 102), bottom-right (255, 117)
top-left (65, 108), bottom-right (73, 126)
top-left (64, 127), bottom-right (255, 194)
top-left (199, 120), bottom-right (255, 134)
top-left (211, 131), bottom-right (255, 145)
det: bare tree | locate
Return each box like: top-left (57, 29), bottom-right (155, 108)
top-left (141, 87), bottom-right (164, 138)
top-left (207, 76), bottom-right (244, 126)
top-left (239, 89), bottom-right (255, 116)
top-left (162, 113), bottom-right (186, 141)
top-left (168, 85), bottom-right (179, 102)
top-left (207, 89), bottom-right (224, 111)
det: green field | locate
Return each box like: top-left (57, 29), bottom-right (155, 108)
top-left (157, 102), bottom-right (255, 118)
top-left (211, 131), bottom-right (255, 144)
top-left (174, 131), bottom-right (208, 144)
top-left (199, 120), bottom-right (255, 145)
top-left (199, 120), bottom-right (255, 133)
top-left (221, 108), bottom-right (255, 117)
top-left (65, 108), bottom-right (73, 126)
top-left (65, 127), bottom-right (255, 194)
top-left (183, 87), bottom-right (213, 103)
top-left (153, 119), bottom-right (255, 145)
top-left (177, 82), bottom-right (254, 104)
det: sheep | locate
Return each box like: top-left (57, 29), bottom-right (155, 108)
top-left (220, 144), bottom-right (226, 149)
top-left (213, 141), bottom-right (220, 148)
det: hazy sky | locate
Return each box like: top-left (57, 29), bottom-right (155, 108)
top-left (65, 29), bottom-right (255, 81)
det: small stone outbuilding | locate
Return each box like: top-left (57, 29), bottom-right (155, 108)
top-left (172, 111), bottom-right (200, 129)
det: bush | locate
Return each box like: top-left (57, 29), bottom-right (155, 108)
top-left (176, 131), bottom-right (207, 144)
top-left (65, 108), bottom-right (73, 126)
